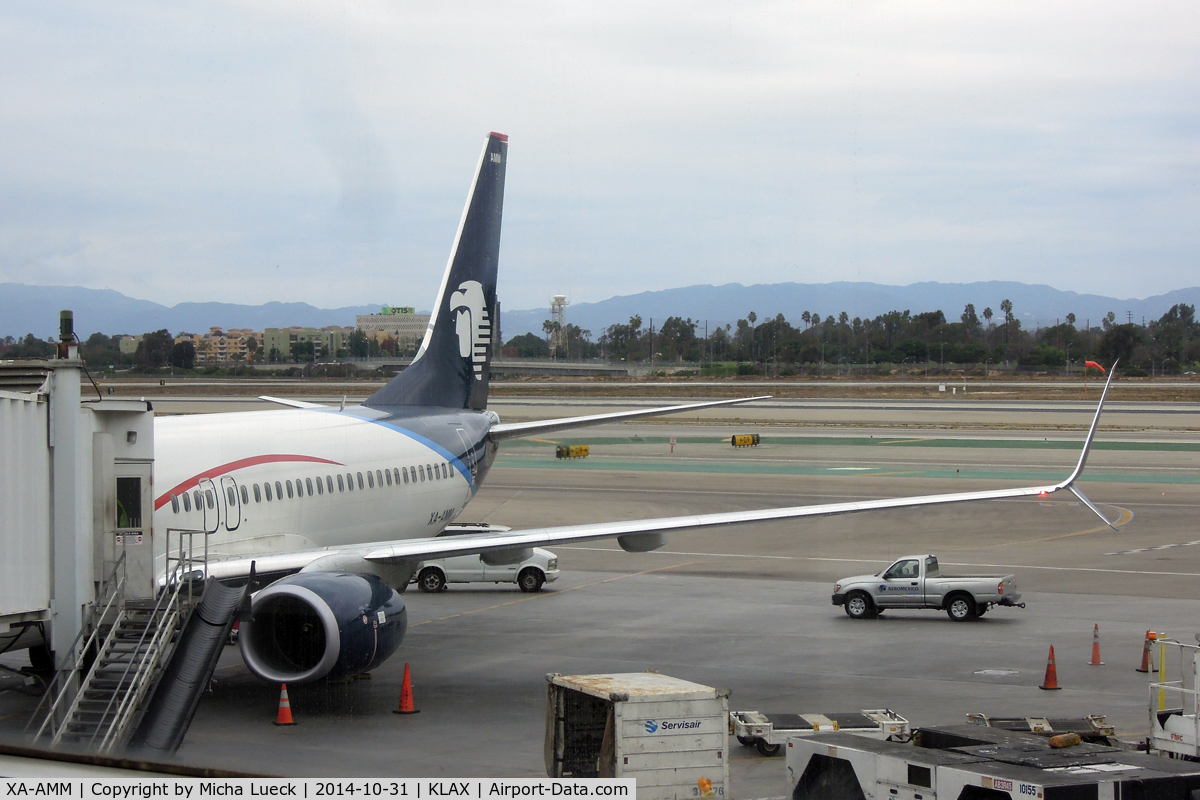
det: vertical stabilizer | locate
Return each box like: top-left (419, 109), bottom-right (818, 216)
top-left (365, 132), bottom-right (507, 410)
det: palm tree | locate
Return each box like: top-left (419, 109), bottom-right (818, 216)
top-left (1000, 299), bottom-right (1013, 346)
top-left (983, 307), bottom-right (993, 330)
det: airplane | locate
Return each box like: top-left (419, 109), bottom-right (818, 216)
top-left (150, 131), bottom-right (1120, 686)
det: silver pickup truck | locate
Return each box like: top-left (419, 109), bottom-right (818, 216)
top-left (831, 554), bottom-right (1024, 621)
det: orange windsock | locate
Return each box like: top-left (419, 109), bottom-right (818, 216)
top-left (1084, 361), bottom-right (1105, 373)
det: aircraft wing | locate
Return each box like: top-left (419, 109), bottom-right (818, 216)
top-left (487, 395), bottom-right (773, 441)
top-left (198, 368), bottom-right (1118, 583)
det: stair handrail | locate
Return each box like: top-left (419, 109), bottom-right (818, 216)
top-left (27, 552), bottom-right (127, 743)
top-left (89, 528), bottom-right (203, 753)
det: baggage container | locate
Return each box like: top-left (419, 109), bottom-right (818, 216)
top-left (545, 672), bottom-right (729, 800)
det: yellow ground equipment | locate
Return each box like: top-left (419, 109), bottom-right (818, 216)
top-left (731, 434), bottom-right (760, 447)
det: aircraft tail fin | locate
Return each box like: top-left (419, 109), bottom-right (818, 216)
top-left (365, 132), bottom-right (508, 410)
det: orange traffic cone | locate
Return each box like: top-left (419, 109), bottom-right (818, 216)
top-left (393, 662), bottom-right (420, 715)
top-left (1136, 631), bottom-right (1156, 673)
top-left (1088, 624), bottom-right (1104, 666)
top-left (274, 683), bottom-right (297, 726)
top-left (1040, 645), bottom-right (1062, 690)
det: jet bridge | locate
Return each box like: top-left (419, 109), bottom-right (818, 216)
top-left (3, 313), bottom-right (240, 755)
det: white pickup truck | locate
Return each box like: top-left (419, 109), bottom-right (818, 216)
top-left (831, 554), bottom-right (1024, 621)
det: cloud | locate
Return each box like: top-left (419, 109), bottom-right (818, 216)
top-left (0, 1), bottom-right (1196, 311)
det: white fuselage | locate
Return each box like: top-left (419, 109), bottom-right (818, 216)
top-left (152, 407), bottom-right (480, 560)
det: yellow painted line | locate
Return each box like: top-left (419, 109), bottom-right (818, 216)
top-left (525, 437), bottom-right (562, 444)
top-left (954, 507), bottom-right (1134, 551)
top-left (880, 438), bottom-right (937, 445)
top-left (409, 561), bottom-right (700, 629)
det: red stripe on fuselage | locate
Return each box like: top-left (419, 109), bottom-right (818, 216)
top-left (154, 454), bottom-right (344, 510)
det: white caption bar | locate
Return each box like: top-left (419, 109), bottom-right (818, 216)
top-left (0, 780), bottom-right (635, 800)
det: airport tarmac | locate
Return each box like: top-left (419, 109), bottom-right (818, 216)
top-left (2, 396), bottom-right (1198, 796)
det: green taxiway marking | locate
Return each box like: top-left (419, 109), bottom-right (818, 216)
top-left (502, 436), bottom-right (1200, 452)
top-left (492, 454), bottom-right (1200, 484)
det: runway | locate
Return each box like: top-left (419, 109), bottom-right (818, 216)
top-left (2, 393), bottom-right (1197, 795)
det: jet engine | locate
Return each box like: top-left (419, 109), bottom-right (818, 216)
top-left (239, 572), bottom-right (407, 685)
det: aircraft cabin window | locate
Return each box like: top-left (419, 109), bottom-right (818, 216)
top-left (367, 471), bottom-right (375, 489)
top-left (227, 486), bottom-right (237, 506)
top-left (170, 494), bottom-right (180, 514)
top-left (306, 478), bottom-right (314, 495)
top-left (357, 472), bottom-right (364, 490)
top-left (376, 469), bottom-right (384, 487)
top-left (316, 478), bottom-right (324, 495)
top-left (205, 490), bottom-right (215, 509)
top-left (402, 467), bottom-right (409, 484)
top-left (346, 473), bottom-right (354, 491)
top-left (240, 485), bottom-right (249, 504)
top-left (275, 481), bottom-right (283, 500)
top-left (419, 465), bottom-right (425, 482)
top-left (326, 475), bottom-right (333, 493)
top-left (392, 468), bottom-right (400, 485)
top-left (385, 469), bottom-right (392, 486)
top-left (443, 463), bottom-right (449, 478)
top-left (253, 484), bottom-right (262, 503)
top-left (337, 474), bottom-right (345, 492)
top-left (193, 490), bottom-right (202, 511)
top-left (286, 480), bottom-right (294, 499)
top-left (265, 482), bottom-right (273, 501)
top-left (429, 463), bottom-right (436, 480)
top-left (182, 492), bottom-right (191, 512)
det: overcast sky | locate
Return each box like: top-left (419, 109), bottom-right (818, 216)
top-left (1, 2), bottom-right (1197, 312)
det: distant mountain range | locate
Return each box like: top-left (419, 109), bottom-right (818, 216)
top-left (498, 281), bottom-right (1200, 339)
top-left (0, 283), bottom-right (384, 339)
top-left (3, 280), bottom-right (1198, 341)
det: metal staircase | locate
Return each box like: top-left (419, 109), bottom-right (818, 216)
top-left (28, 530), bottom-right (207, 754)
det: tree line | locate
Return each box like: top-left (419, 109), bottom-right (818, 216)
top-left (502, 302), bottom-right (1199, 375)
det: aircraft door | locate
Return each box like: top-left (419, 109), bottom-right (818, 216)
top-left (220, 476), bottom-right (242, 531)
top-left (198, 478), bottom-right (220, 534)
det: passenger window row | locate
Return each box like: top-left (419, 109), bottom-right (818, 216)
top-left (168, 460), bottom-right (456, 513)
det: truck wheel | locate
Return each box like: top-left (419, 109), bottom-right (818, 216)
top-left (755, 740), bottom-right (781, 756)
top-left (518, 568), bottom-right (545, 593)
top-left (736, 735), bottom-right (756, 746)
top-left (845, 592), bottom-right (874, 620)
top-left (975, 603), bottom-right (988, 617)
top-left (418, 568), bottom-right (446, 593)
top-left (946, 594), bottom-right (977, 621)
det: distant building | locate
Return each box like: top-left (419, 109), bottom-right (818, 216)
top-left (356, 306), bottom-right (430, 346)
top-left (177, 327), bottom-right (261, 365)
top-left (263, 326), bottom-right (351, 362)
top-left (118, 335), bottom-right (141, 355)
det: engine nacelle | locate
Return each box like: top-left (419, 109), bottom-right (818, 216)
top-left (239, 572), bottom-right (407, 685)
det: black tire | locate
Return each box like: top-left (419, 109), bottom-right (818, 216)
top-left (975, 603), bottom-right (988, 617)
top-left (417, 568), bottom-right (446, 593)
top-left (844, 591), bottom-right (874, 620)
top-left (736, 735), bottom-right (756, 746)
top-left (27, 643), bottom-right (54, 673)
top-left (518, 568), bottom-right (545, 593)
top-left (946, 594), bottom-right (977, 622)
top-left (755, 739), bottom-right (781, 756)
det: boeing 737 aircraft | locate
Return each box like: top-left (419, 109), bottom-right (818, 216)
top-left (150, 131), bottom-right (1119, 686)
